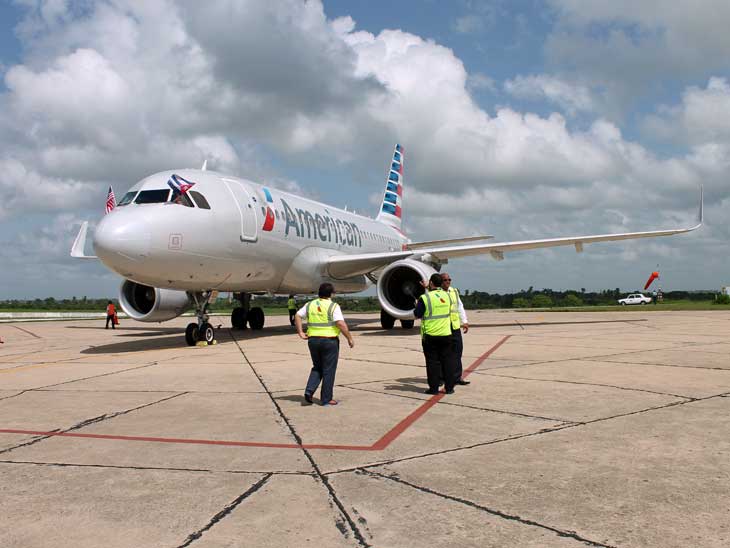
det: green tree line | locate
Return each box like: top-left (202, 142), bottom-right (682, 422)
top-left (2, 289), bottom-right (723, 312)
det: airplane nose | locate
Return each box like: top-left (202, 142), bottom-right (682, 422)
top-left (93, 211), bottom-right (151, 266)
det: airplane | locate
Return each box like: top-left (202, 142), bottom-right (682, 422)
top-left (71, 144), bottom-right (703, 346)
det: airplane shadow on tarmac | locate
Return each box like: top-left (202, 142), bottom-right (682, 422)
top-left (75, 317), bottom-right (642, 354)
top-left (77, 318), bottom-right (385, 354)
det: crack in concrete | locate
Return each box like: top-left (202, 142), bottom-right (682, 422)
top-left (229, 330), bottom-right (371, 548)
top-left (0, 459), bottom-right (315, 475)
top-left (330, 394), bottom-right (724, 475)
top-left (12, 325), bottom-right (42, 339)
top-left (328, 423), bottom-right (577, 475)
top-left (176, 473), bottom-right (273, 547)
top-left (481, 371), bottom-right (696, 400)
top-left (0, 392), bottom-right (186, 455)
top-left (0, 390), bottom-right (29, 402)
top-left (33, 362), bottom-right (159, 390)
top-left (584, 358), bottom-right (730, 372)
top-left (358, 469), bottom-right (616, 547)
top-left (343, 384), bottom-right (567, 423)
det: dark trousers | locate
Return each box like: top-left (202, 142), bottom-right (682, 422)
top-left (289, 309), bottom-right (296, 325)
top-left (105, 314), bottom-right (115, 329)
top-left (452, 328), bottom-right (463, 382)
top-left (305, 337), bottom-right (340, 404)
top-left (422, 334), bottom-right (455, 392)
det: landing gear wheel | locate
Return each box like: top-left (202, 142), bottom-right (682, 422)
top-left (199, 322), bottom-right (215, 344)
top-left (400, 319), bottom-right (414, 329)
top-left (185, 323), bottom-right (199, 346)
top-left (248, 307), bottom-right (265, 330)
top-left (381, 310), bottom-right (395, 330)
top-left (231, 307), bottom-right (247, 329)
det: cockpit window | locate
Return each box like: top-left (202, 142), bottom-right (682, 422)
top-left (169, 192), bottom-right (194, 207)
top-left (189, 190), bottom-right (211, 210)
top-left (117, 191), bottom-right (138, 206)
top-left (135, 189), bottom-right (170, 204)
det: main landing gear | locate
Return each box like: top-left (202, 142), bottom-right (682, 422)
top-left (230, 292), bottom-right (265, 331)
top-left (185, 291), bottom-right (217, 346)
top-left (380, 309), bottom-right (415, 330)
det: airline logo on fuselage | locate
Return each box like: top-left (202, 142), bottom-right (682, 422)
top-left (279, 198), bottom-right (362, 248)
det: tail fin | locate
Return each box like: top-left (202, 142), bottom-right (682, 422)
top-left (375, 144), bottom-right (404, 230)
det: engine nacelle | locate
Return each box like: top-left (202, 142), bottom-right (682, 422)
top-left (376, 259), bottom-right (437, 319)
top-left (119, 280), bottom-right (192, 322)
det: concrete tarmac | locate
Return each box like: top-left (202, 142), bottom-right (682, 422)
top-left (0, 310), bottom-right (729, 548)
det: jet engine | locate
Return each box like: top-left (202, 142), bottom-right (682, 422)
top-left (119, 280), bottom-right (192, 322)
top-left (376, 259), bottom-right (437, 319)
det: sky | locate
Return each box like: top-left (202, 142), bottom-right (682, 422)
top-left (0, 0), bottom-right (728, 299)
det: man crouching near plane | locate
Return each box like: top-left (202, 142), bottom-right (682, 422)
top-left (295, 283), bottom-right (354, 406)
top-left (414, 274), bottom-right (457, 395)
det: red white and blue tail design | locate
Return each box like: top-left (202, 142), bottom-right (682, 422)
top-left (376, 144), bottom-right (404, 230)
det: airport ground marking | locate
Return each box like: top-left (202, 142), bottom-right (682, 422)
top-left (0, 336), bottom-right (511, 452)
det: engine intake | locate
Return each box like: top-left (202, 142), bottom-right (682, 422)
top-left (376, 259), bottom-right (437, 319)
top-left (119, 280), bottom-right (191, 322)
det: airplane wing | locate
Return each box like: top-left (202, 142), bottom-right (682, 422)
top-left (406, 235), bottom-right (493, 250)
top-left (327, 251), bottom-right (413, 278)
top-left (326, 187), bottom-right (702, 278)
top-left (70, 221), bottom-right (98, 259)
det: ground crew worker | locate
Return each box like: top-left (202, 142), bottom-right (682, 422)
top-left (442, 272), bottom-right (470, 386)
top-left (287, 295), bottom-right (297, 326)
top-left (105, 300), bottom-right (116, 329)
top-left (413, 273), bottom-right (456, 395)
top-left (295, 283), bottom-right (354, 406)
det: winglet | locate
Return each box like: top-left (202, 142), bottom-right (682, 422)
top-left (70, 221), bottom-right (98, 259)
top-left (697, 184), bottom-right (703, 227)
top-left (201, 159), bottom-right (208, 171)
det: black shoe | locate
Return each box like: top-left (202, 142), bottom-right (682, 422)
top-left (304, 393), bottom-right (313, 404)
top-left (424, 389), bottom-right (439, 395)
top-left (456, 379), bottom-right (471, 385)
top-left (445, 389), bottom-right (455, 394)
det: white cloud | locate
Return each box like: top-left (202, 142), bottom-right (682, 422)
top-left (545, 1), bottom-right (730, 113)
top-left (0, 0), bottom-right (725, 296)
top-left (504, 74), bottom-right (597, 116)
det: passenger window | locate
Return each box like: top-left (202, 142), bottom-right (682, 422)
top-left (117, 191), bottom-right (137, 206)
top-left (135, 189), bottom-right (171, 204)
top-left (189, 190), bottom-right (211, 209)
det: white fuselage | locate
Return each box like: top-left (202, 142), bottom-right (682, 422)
top-left (93, 169), bottom-right (407, 294)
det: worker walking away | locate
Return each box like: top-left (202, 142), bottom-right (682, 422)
top-left (105, 300), bottom-right (116, 329)
top-left (287, 294), bottom-right (297, 326)
top-left (442, 272), bottom-right (470, 386)
top-left (413, 273), bottom-right (456, 395)
top-left (295, 283), bottom-right (354, 406)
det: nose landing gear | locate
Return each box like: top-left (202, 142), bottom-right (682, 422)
top-left (185, 291), bottom-right (218, 346)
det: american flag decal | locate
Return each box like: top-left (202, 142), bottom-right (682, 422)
top-left (105, 185), bottom-right (116, 214)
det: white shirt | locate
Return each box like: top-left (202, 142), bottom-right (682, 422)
top-left (296, 299), bottom-right (344, 321)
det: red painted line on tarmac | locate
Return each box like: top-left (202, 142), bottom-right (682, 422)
top-left (371, 335), bottom-right (511, 450)
top-left (0, 336), bottom-right (510, 452)
top-left (0, 429), bottom-right (372, 451)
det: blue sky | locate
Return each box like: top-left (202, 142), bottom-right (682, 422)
top-left (0, 0), bottom-right (728, 299)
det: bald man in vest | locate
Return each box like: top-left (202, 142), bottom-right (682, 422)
top-left (413, 273), bottom-right (457, 395)
top-left (441, 272), bottom-right (470, 386)
top-left (295, 283), bottom-right (354, 406)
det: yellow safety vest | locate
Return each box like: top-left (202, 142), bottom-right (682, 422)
top-left (287, 298), bottom-right (296, 310)
top-left (306, 299), bottom-right (341, 337)
top-left (420, 289), bottom-right (452, 337)
top-left (447, 286), bottom-right (460, 330)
